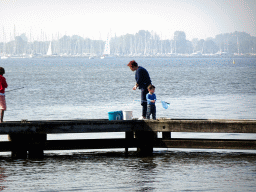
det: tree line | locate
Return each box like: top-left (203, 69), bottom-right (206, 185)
top-left (1, 30), bottom-right (255, 56)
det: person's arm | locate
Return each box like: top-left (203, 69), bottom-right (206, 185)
top-left (136, 68), bottom-right (143, 88)
top-left (146, 94), bottom-right (151, 103)
top-left (133, 83), bottom-right (138, 90)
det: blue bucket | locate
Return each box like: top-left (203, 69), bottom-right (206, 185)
top-left (108, 111), bottom-right (123, 120)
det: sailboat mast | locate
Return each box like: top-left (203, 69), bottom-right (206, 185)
top-left (237, 36), bottom-right (240, 55)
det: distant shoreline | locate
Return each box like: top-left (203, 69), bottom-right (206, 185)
top-left (1, 54), bottom-right (256, 60)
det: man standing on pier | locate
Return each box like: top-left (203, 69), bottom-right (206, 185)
top-left (127, 60), bottom-right (152, 119)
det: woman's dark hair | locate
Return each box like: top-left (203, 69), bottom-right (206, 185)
top-left (0, 67), bottom-right (5, 75)
top-left (127, 60), bottom-right (138, 68)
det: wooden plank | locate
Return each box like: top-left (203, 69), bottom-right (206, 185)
top-left (145, 119), bottom-right (256, 133)
top-left (0, 119), bottom-right (255, 134)
top-left (44, 139), bottom-right (138, 150)
top-left (0, 120), bottom-right (143, 134)
top-left (154, 138), bottom-right (256, 150)
top-left (1, 138), bottom-right (255, 152)
top-left (0, 139), bottom-right (138, 152)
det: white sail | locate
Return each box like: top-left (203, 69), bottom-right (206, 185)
top-left (0, 55), bottom-right (8, 59)
top-left (47, 42), bottom-right (52, 56)
top-left (101, 37), bottom-right (113, 59)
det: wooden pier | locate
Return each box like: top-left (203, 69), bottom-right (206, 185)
top-left (0, 119), bottom-right (255, 158)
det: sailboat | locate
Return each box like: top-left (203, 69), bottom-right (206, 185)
top-left (0, 55), bottom-right (8, 59)
top-left (46, 42), bottom-right (52, 56)
top-left (101, 37), bottom-right (113, 59)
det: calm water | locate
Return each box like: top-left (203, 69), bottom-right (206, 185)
top-left (0, 57), bottom-right (256, 191)
top-left (2, 57), bottom-right (256, 120)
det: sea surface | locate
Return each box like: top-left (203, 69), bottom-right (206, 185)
top-left (0, 57), bottom-right (256, 191)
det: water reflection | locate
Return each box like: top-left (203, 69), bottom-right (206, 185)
top-left (1, 150), bottom-right (256, 191)
top-left (0, 167), bottom-right (7, 191)
top-left (133, 157), bottom-right (158, 191)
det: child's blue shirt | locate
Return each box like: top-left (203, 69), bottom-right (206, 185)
top-left (146, 93), bottom-right (156, 105)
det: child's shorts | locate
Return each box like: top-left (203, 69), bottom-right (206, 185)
top-left (0, 95), bottom-right (6, 110)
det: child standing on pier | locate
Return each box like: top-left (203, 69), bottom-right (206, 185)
top-left (0, 67), bottom-right (8, 123)
top-left (146, 85), bottom-right (156, 120)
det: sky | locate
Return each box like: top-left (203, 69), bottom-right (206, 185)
top-left (0, 0), bottom-right (255, 42)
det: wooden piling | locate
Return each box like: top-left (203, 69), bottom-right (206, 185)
top-left (162, 132), bottom-right (171, 139)
top-left (135, 131), bottom-right (157, 156)
top-left (27, 133), bottom-right (46, 158)
top-left (8, 133), bottom-right (46, 158)
top-left (125, 131), bottom-right (134, 155)
top-left (8, 133), bottom-right (28, 158)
